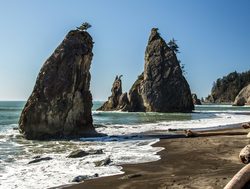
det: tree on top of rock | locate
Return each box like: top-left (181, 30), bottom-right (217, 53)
top-left (168, 38), bottom-right (179, 53)
top-left (77, 22), bottom-right (92, 31)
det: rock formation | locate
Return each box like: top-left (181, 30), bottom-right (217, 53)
top-left (192, 93), bottom-right (202, 105)
top-left (97, 75), bottom-right (129, 111)
top-left (233, 84), bottom-right (250, 106)
top-left (206, 70), bottom-right (250, 103)
top-left (98, 28), bottom-right (194, 112)
top-left (19, 29), bottom-right (97, 140)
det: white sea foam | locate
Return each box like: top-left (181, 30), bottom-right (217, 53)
top-left (95, 112), bottom-right (250, 136)
top-left (1, 110), bottom-right (250, 189)
top-left (0, 134), bottom-right (161, 189)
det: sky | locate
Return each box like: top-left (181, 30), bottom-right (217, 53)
top-left (0, 0), bottom-right (250, 101)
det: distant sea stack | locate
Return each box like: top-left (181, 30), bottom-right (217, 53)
top-left (192, 93), bottom-right (202, 105)
top-left (19, 29), bottom-right (97, 139)
top-left (98, 28), bottom-right (194, 112)
top-left (97, 75), bottom-right (129, 111)
top-left (206, 70), bottom-right (250, 103)
top-left (233, 84), bottom-right (250, 106)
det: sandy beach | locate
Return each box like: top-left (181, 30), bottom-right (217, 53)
top-left (63, 126), bottom-right (249, 189)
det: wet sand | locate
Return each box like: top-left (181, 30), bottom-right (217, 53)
top-left (63, 127), bottom-right (249, 189)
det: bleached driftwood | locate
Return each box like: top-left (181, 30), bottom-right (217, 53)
top-left (239, 145), bottom-right (250, 164)
top-left (184, 129), bottom-right (247, 138)
top-left (224, 163), bottom-right (250, 189)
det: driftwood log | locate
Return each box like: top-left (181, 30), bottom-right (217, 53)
top-left (184, 129), bottom-right (247, 138)
top-left (224, 164), bottom-right (250, 189)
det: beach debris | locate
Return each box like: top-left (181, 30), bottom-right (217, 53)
top-left (28, 157), bottom-right (52, 164)
top-left (94, 157), bottom-right (112, 167)
top-left (184, 130), bottom-right (248, 138)
top-left (185, 130), bottom-right (198, 137)
top-left (242, 122), bottom-right (250, 129)
top-left (224, 163), bottom-right (250, 189)
top-left (120, 173), bottom-right (142, 180)
top-left (239, 145), bottom-right (250, 164)
top-left (67, 149), bottom-right (104, 158)
top-left (72, 173), bottom-right (98, 183)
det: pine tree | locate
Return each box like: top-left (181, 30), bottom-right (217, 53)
top-left (76, 22), bottom-right (92, 31)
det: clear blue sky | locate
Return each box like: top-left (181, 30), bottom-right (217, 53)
top-left (0, 0), bottom-right (250, 100)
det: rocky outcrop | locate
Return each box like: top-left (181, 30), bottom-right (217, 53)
top-left (192, 93), bottom-right (202, 105)
top-left (97, 75), bottom-right (129, 111)
top-left (131, 28), bottom-right (193, 112)
top-left (206, 71), bottom-right (250, 103)
top-left (98, 28), bottom-right (194, 112)
top-left (233, 84), bottom-right (250, 106)
top-left (19, 29), bottom-right (97, 140)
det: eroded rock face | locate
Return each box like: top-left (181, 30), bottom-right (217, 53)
top-left (98, 28), bottom-right (194, 112)
top-left (19, 29), bottom-right (97, 139)
top-left (192, 93), bottom-right (202, 105)
top-left (97, 75), bottom-right (129, 111)
top-left (128, 28), bottom-right (194, 112)
top-left (233, 84), bottom-right (250, 106)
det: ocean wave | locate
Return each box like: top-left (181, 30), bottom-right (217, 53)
top-left (0, 138), bottom-right (162, 189)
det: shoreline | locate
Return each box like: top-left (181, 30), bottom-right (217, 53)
top-left (60, 124), bottom-right (249, 189)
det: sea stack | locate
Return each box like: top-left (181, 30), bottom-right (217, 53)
top-left (129, 28), bottom-right (193, 112)
top-left (98, 28), bottom-right (194, 112)
top-left (192, 93), bottom-right (202, 105)
top-left (97, 75), bottom-right (129, 111)
top-left (19, 29), bottom-right (97, 139)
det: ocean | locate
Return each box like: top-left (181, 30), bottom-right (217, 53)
top-left (0, 101), bottom-right (250, 189)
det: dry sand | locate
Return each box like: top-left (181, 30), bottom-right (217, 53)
top-left (63, 127), bottom-right (250, 189)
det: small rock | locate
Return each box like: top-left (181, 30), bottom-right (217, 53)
top-left (88, 149), bottom-right (103, 155)
top-left (94, 157), bottom-right (111, 167)
top-left (72, 173), bottom-right (99, 182)
top-left (239, 145), bottom-right (250, 164)
top-left (242, 122), bottom-right (250, 129)
top-left (28, 157), bottom-right (52, 164)
top-left (32, 155), bottom-right (41, 159)
top-left (120, 173), bottom-right (142, 180)
top-left (67, 150), bottom-right (89, 158)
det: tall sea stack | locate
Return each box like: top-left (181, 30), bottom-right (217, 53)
top-left (99, 28), bottom-right (194, 112)
top-left (19, 29), bottom-right (97, 139)
top-left (129, 28), bottom-right (194, 112)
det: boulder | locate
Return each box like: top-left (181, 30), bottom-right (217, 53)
top-left (233, 84), bottom-right (250, 106)
top-left (192, 93), bottom-right (202, 105)
top-left (72, 173), bottom-right (99, 182)
top-left (67, 150), bottom-right (89, 158)
top-left (94, 157), bottom-right (111, 166)
top-left (19, 29), bottom-right (97, 139)
top-left (239, 145), bottom-right (250, 164)
top-left (67, 149), bottom-right (104, 158)
top-left (28, 157), bottom-right (52, 164)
